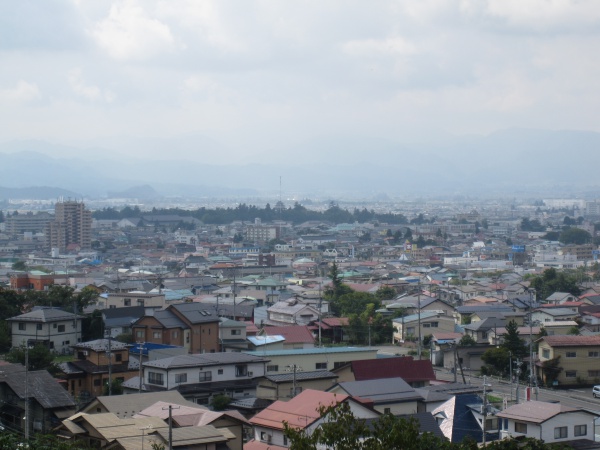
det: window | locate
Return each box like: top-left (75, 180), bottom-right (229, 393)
top-left (18, 323), bottom-right (26, 331)
top-left (172, 331), bottom-right (179, 339)
top-left (115, 354), bottom-right (122, 362)
top-left (124, 299), bottom-right (131, 306)
top-left (515, 422), bottom-right (527, 434)
top-left (565, 370), bottom-right (577, 378)
top-left (430, 322), bottom-right (439, 328)
top-left (554, 426), bottom-right (568, 439)
top-left (575, 425), bottom-right (587, 437)
top-left (589, 351), bottom-right (599, 357)
top-left (542, 349), bottom-right (550, 359)
top-left (36, 324), bottom-right (43, 331)
top-left (260, 432), bottom-right (271, 443)
top-left (384, 408), bottom-right (391, 414)
top-left (57, 324), bottom-right (65, 332)
top-left (266, 365), bottom-right (279, 372)
top-left (589, 370), bottom-right (600, 377)
top-left (315, 362), bottom-right (327, 370)
top-left (137, 299), bottom-right (145, 306)
top-left (566, 351), bottom-right (577, 358)
top-left (136, 330), bottom-right (144, 338)
top-left (231, 329), bottom-right (241, 335)
top-left (199, 371), bottom-right (212, 382)
top-left (218, 369), bottom-right (223, 375)
top-left (148, 372), bottom-right (164, 385)
top-left (93, 379), bottom-right (101, 386)
top-left (333, 361), bottom-right (348, 369)
top-left (175, 373), bottom-right (187, 383)
top-left (235, 365), bottom-right (248, 377)
top-left (153, 331), bottom-right (161, 339)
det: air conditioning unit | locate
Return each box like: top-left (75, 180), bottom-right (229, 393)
top-left (247, 371), bottom-right (253, 377)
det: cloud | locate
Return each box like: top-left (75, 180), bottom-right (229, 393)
top-left (90, 0), bottom-right (176, 60)
top-left (68, 69), bottom-right (115, 102)
top-left (0, 80), bottom-right (41, 102)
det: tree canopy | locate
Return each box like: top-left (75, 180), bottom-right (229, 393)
top-left (526, 268), bottom-right (581, 299)
top-left (558, 227), bottom-right (592, 245)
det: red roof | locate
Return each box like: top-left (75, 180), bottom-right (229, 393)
top-left (250, 389), bottom-right (348, 430)
top-left (350, 356), bottom-right (436, 383)
top-left (244, 440), bottom-right (287, 450)
top-left (321, 317), bottom-right (349, 327)
top-left (263, 325), bottom-right (315, 344)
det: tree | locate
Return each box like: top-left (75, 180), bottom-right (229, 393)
top-left (458, 334), bottom-right (477, 346)
top-left (501, 320), bottom-right (527, 361)
top-left (541, 356), bottom-right (562, 387)
top-left (210, 394), bottom-right (232, 411)
top-left (0, 321), bottom-right (11, 353)
top-left (325, 262), bottom-right (352, 301)
top-left (559, 227), bottom-right (591, 245)
top-left (81, 309), bottom-right (104, 341)
top-left (375, 285), bottom-right (396, 301)
top-left (102, 378), bottom-right (124, 395)
top-left (527, 268), bottom-right (581, 299)
top-left (11, 260), bottom-right (27, 271)
top-left (5, 343), bottom-right (56, 372)
top-left (481, 347), bottom-right (511, 377)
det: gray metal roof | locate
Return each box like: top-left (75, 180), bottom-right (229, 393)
top-left (332, 377), bottom-right (423, 404)
top-left (266, 370), bottom-right (337, 383)
top-left (7, 307), bottom-right (82, 322)
top-left (143, 352), bottom-right (269, 369)
top-left (153, 309), bottom-right (187, 329)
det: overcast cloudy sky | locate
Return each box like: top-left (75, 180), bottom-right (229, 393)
top-left (1, 0), bottom-right (600, 162)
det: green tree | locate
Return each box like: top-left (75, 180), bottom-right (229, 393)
top-left (325, 262), bottom-right (352, 301)
top-left (0, 321), bottom-right (11, 353)
top-left (11, 260), bottom-right (27, 271)
top-left (481, 347), bottom-right (511, 377)
top-left (375, 285), bottom-right (396, 301)
top-left (102, 378), bottom-right (124, 395)
top-left (541, 356), bottom-right (562, 387)
top-left (210, 394), bottom-right (232, 411)
top-left (501, 320), bottom-right (527, 361)
top-left (559, 227), bottom-right (592, 245)
top-left (458, 334), bottom-right (476, 346)
top-left (5, 343), bottom-right (56, 372)
top-left (528, 267), bottom-right (581, 299)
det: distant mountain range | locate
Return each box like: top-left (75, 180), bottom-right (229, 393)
top-left (1, 128), bottom-right (599, 200)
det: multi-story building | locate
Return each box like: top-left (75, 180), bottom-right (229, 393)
top-left (8, 307), bottom-right (83, 353)
top-left (245, 225), bottom-right (279, 243)
top-left (5, 211), bottom-right (54, 235)
top-left (538, 335), bottom-right (600, 385)
top-left (45, 200), bottom-right (92, 252)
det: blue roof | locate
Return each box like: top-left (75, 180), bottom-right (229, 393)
top-left (244, 347), bottom-right (377, 357)
top-left (129, 342), bottom-right (180, 356)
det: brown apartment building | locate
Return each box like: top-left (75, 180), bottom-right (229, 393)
top-left (45, 200), bottom-right (92, 252)
top-left (132, 303), bottom-right (220, 354)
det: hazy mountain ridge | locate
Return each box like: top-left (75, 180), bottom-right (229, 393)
top-left (1, 128), bottom-right (599, 199)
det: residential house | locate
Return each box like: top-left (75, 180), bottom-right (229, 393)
top-left (328, 377), bottom-right (422, 415)
top-left (101, 306), bottom-right (145, 338)
top-left (100, 292), bottom-right (166, 309)
top-left (59, 339), bottom-right (139, 402)
top-left (544, 292), bottom-right (578, 305)
top-left (0, 363), bottom-right (77, 435)
top-left (386, 296), bottom-right (455, 318)
top-left (265, 299), bottom-right (320, 326)
top-left (392, 311), bottom-right (456, 344)
top-left (310, 317), bottom-right (349, 344)
top-left (333, 356), bottom-right (436, 388)
top-left (463, 317), bottom-right (506, 344)
top-left (132, 303), bottom-right (221, 354)
top-left (79, 391), bottom-right (196, 417)
top-left (244, 347), bottom-right (378, 375)
top-left (8, 307), bottom-right (83, 353)
top-left (454, 305), bottom-right (513, 326)
top-left (532, 307), bottom-right (579, 324)
top-left (538, 335), bottom-right (600, 386)
top-left (496, 401), bottom-right (597, 444)
top-left (246, 389), bottom-right (379, 449)
top-left (218, 318), bottom-right (249, 352)
top-left (488, 325), bottom-right (541, 346)
top-left (260, 325), bottom-right (315, 349)
top-left (127, 352), bottom-right (269, 406)
top-left (415, 382), bottom-right (485, 413)
top-left (256, 370), bottom-right (338, 402)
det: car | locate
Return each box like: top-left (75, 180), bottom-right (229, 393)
top-left (593, 385), bottom-right (600, 398)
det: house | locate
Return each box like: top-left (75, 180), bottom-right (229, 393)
top-left (537, 335), bottom-right (600, 386)
top-left (432, 393), bottom-right (498, 444)
top-left (327, 377), bottom-right (422, 415)
top-left (100, 292), bottom-right (166, 309)
top-left (260, 325), bottom-right (315, 349)
top-left (55, 412), bottom-right (233, 449)
top-left (134, 400), bottom-right (248, 450)
top-left (218, 318), bottom-right (249, 352)
top-left (265, 299), bottom-right (320, 326)
top-left (125, 352), bottom-right (270, 406)
top-left (454, 305), bottom-right (513, 325)
top-left (247, 389), bottom-right (379, 449)
top-left (244, 347), bottom-right (378, 375)
top-left (496, 401), bottom-right (597, 444)
top-left (392, 311), bottom-right (456, 344)
top-left (79, 390), bottom-right (196, 417)
top-left (7, 307), bottom-right (83, 353)
top-left (333, 356), bottom-right (436, 388)
top-left (0, 363), bottom-right (77, 435)
top-left (102, 306), bottom-right (145, 338)
top-left (415, 382), bottom-right (485, 413)
top-left (132, 303), bottom-right (221, 354)
top-left (256, 370), bottom-right (338, 402)
top-left (463, 317), bottom-right (506, 344)
top-left (544, 292), bottom-right (578, 305)
top-left (488, 325), bottom-right (541, 346)
top-left (532, 307), bottom-right (579, 323)
top-left (59, 339), bottom-right (139, 402)
top-left (310, 317), bottom-right (349, 343)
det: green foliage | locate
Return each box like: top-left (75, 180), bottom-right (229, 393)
top-left (559, 227), bottom-right (592, 245)
top-left (528, 267), bottom-right (581, 299)
top-left (346, 304), bottom-right (391, 345)
top-left (520, 218), bottom-right (545, 232)
top-left (0, 432), bottom-right (93, 449)
top-left (102, 378), bottom-right (124, 396)
top-left (11, 260), bottom-right (27, 271)
top-left (0, 320), bottom-right (11, 353)
top-left (541, 356), bottom-right (563, 387)
top-left (210, 394), bottom-right (232, 411)
top-left (458, 334), bottom-right (477, 346)
top-left (375, 285), bottom-right (396, 301)
top-left (333, 291), bottom-right (380, 317)
top-left (115, 332), bottom-right (135, 344)
top-left (283, 400), bottom-right (563, 450)
top-left (5, 343), bottom-right (56, 372)
top-left (325, 262), bottom-right (353, 305)
top-left (542, 231), bottom-right (560, 241)
top-left (501, 320), bottom-right (527, 360)
top-left (481, 347), bottom-right (511, 376)
top-left (81, 309), bottom-right (105, 342)
top-left (568, 326), bottom-right (581, 335)
top-left (0, 288), bottom-right (26, 321)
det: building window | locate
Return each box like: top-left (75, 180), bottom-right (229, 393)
top-left (153, 331), bottom-right (161, 339)
top-left (124, 299), bottom-right (131, 306)
top-left (137, 299), bottom-right (145, 306)
top-left (93, 379), bottom-right (101, 386)
top-left (266, 365), bottom-right (279, 372)
top-left (172, 331), bottom-right (178, 339)
top-left (554, 426), bottom-right (568, 439)
top-left (589, 370), bottom-right (600, 377)
top-left (115, 354), bottom-right (122, 362)
top-left (315, 362), bottom-right (327, 370)
top-left (136, 330), bottom-right (144, 338)
top-left (235, 365), bottom-right (248, 377)
top-left (566, 351), bottom-right (577, 358)
top-left (589, 351), bottom-right (599, 357)
top-left (575, 425), bottom-right (587, 436)
top-left (515, 422), bottom-right (527, 434)
top-left (542, 349), bottom-right (550, 359)
top-left (333, 361), bottom-right (348, 369)
top-left (148, 372), bottom-right (164, 385)
top-left (565, 370), bottom-right (577, 378)
top-left (199, 371), bottom-right (212, 382)
top-left (231, 329), bottom-right (241, 335)
top-left (58, 324), bottom-right (66, 332)
top-left (36, 324), bottom-right (43, 331)
top-left (18, 323), bottom-right (26, 331)
top-left (175, 373), bottom-right (187, 383)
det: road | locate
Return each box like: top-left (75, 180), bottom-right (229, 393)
top-left (434, 368), bottom-right (600, 412)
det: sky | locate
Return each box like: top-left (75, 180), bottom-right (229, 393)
top-left (1, 0), bottom-right (600, 163)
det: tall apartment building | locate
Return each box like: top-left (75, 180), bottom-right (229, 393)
top-left (45, 200), bottom-right (92, 252)
top-left (5, 211), bottom-right (54, 235)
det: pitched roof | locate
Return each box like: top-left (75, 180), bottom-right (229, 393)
top-left (134, 400), bottom-right (248, 425)
top-left (496, 400), bottom-right (581, 423)
top-left (168, 303), bottom-right (220, 324)
top-left (349, 356), bottom-right (436, 383)
top-left (333, 377), bottom-right (422, 403)
top-left (7, 307), bottom-right (82, 322)
top-left (250, 389), bottom-right (349, 430)
top-left (73, 339), bottom-right (129, 352)
top-left (263, 325), bottom-right (315, 344)
top-left (143, 352), bottom-right (268, 369)
top-left (84, 391), bottom-right (195, 418)
top-left (540, 335), bottom-right (600, 347)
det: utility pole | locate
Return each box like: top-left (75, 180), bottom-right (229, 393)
top-left (138, 342), bottom-right (145, 393)
top-left (286, 364), bottom-right (302, 398)
top-left (105, 330), bottom-right (113, 396)
top-left (453, 343), bottom-right (458, 383)
top-left (482, 376), bottom-right (491, 447)
top-left (162, 404), bottom-right (180, 450)
top-left (417, 280), bottom-right (422, 359)
top-left (509, 351), bottom-right (513, 403)
top-left (25, 342), bottom-right (30, 441)
top-left (514, 359), bottom-right (522, 404)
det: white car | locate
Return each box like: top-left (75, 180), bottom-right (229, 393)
top-left (593, 386), bottom-right (600, 398)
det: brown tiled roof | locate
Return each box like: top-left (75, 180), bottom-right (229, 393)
top-left (322, 317), bottom-right (349, 327)
top-left (263, 325), bottom-right (315, 344)
top-left (496, 400), bottom-right (578, 423)
top-left (541, 335), bottom-right (600, 347)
